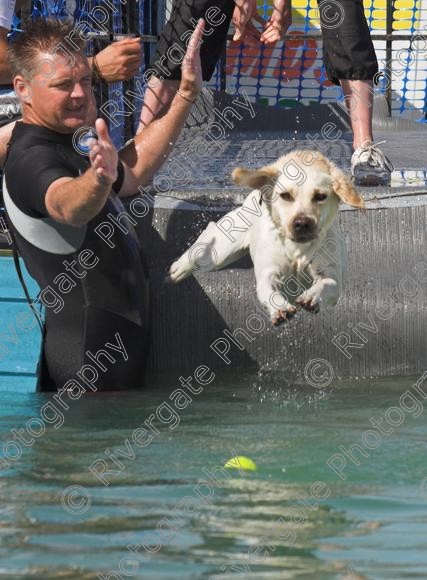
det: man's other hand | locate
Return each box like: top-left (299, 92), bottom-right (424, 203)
top-left (95, 37), bottom-right (142, 82)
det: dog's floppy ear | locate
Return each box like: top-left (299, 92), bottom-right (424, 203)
top-left (326, 159), bottom-right (364, 208)
top-left (232, 165), bottom-right (279, 189)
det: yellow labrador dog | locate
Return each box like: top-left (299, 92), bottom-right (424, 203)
top-left (169, 151), bottom-right (364, 326)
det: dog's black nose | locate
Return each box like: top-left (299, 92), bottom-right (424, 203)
top-left (293, 215), bottom-right (314, 233)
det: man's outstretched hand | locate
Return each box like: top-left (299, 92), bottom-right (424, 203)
top-left (178, 18), bottom-right (205, 102)
top-left (89, 119), bottom-right (118, 185)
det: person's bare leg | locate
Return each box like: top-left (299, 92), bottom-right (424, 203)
top-left (340, 79), bottom-right (374, 149)
top-left (342, 79), bottom-right (393, 185)
top-left (137, 77), bottom-right (179, 133)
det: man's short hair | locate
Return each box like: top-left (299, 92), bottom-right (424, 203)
top-left (8, 18), bottom-right (86, 80)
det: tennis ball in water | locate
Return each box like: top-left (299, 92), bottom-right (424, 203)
top-left (224, 456), bottom-right (257, 471)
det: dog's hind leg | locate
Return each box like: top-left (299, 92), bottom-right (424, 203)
top-left (169, 217), bottom-right (250, 283)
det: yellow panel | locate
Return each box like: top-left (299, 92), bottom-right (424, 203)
top-left (363, 10), bottom-right (385, 21)
top-left (394, 9), bottom-right (415, 19)
top-left (370, 0), bottom-right (387, 7)
top-left (371, 21), bottom-right (386, 29)
top-left (393, 20), bottom-right (413, 29)
top-left (293, 0), bottom-right (310, 8)
top-left (372, 9), bottom-right (386, 19)
top-left (395, 0), bottom-right (415, 8)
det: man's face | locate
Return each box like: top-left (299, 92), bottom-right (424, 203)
top-left (17, 50), bottom-right (96, 132)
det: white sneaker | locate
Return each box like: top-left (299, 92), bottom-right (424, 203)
top-left (351, 141), bottom-right (394, 186)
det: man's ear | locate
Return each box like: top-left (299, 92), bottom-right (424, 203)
top-left (14, 76), bottom-right (32, 103)
top-left (232, 165), bottom-right (279, 189)
top-left (325, 158), bottom-right (364, 208)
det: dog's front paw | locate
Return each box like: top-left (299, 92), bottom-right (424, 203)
top-left (168, 256), bottom-right (193, 283)
top-left (272, 305), bottom-right (297, 326)
top-left (296, 292), bottom-right (321, 313)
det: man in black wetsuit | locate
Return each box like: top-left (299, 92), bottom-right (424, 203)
top-left (4, 18), bottom-right (204, 391)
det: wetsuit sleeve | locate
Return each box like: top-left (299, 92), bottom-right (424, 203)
top-left (7, 146), bottom-right (125, 217)
top-left (6, 145), bottom-right (78, 218)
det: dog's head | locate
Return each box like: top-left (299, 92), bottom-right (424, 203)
top-left (232, 151), bottom-right (364, 243)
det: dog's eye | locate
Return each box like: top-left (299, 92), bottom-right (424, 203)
top-left (313, 193), bottom-right (328, 202)
top-left (280, 192), bottom-right (293, 201)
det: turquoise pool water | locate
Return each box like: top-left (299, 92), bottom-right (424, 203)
top-left (0, 374), bottom-right (426, 579)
